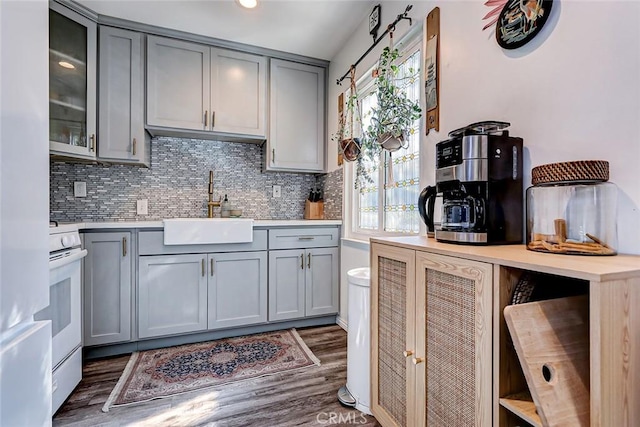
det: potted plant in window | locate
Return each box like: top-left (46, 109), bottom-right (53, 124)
top-left (356, 46), bottom-right (422, 188)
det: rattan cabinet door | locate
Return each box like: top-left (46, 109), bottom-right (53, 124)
top-left (371, 243), bottom-right (416, 427)
top-left (415, 252), bottom-right (493, 427)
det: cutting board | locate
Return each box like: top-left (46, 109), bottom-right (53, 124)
top-left (504, 295), bottom-right (590, 427)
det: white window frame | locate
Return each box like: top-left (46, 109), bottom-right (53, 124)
top-left (344, 28), bottom-right (425, 243)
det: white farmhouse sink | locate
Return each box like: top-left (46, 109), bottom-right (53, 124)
top-left (163, 218), bottom-right (254, 245)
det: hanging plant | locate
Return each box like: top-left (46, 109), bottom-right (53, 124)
top-left (355, 45), bottom-right (422, 189)
top-left (334, 67), bottom-right (362, 163)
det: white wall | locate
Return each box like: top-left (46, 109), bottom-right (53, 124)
top-left (0, 0), bottom-right (50, 331)
top-left (332, 0), bottom-right (640, 254)
top-left (331, 0), bottom-right (640, 321)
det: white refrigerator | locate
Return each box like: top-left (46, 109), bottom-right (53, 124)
top-left (0, 0), bottom-right (53, 425)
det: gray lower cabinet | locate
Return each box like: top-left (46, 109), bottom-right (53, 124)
top-left (138, 254), bottom-right (208, 339)
top-left (268, 249), bottom-right (306, 321)
top-left (269, 247), bottom-right (338, 321)
top-left (305, 247), bottom-right (339, 317)
top-left (207, 251), bottom-right (267, 329)
top-left (83, 232), bottom-right (132, 346)
top-left (138, 250), bottom-right (268, 339)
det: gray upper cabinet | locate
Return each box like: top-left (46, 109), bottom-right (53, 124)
top-left (210, 48), bottom-right (267, 137)
top-left (146, 36), bottom-right (210, 131)
top-left (49, 2), bottom-right (97, 160)
top-left (207, 251), bottom-right (267, 329)
top-left (138, 254), bottom-right (208, 339)
top-left (146, 35), bottom-right (266, 140)
top-left (83, 232), bottom-right (132, 346)
top-left (266, 59), bottom-right (325, 173)
top-left (98, 26), bottom-right (147, 165)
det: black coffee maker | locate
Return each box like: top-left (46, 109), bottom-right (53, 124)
top-left (419, 121), bottom-right (523, 244)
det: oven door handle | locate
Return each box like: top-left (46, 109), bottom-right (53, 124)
top-left (49, 249), bottom-right (88, 270)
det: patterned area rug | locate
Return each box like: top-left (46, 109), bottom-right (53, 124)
top-left (102, 329), bottom-right (320, 412)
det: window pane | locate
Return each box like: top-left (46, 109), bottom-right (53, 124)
top-left (384, 49), bottom-right (421, 233)
top-left (357, 90), bottom-right (379, 231)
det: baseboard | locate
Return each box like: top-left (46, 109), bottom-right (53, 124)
top-left (84, 315), bottom-right (338, 359)
top-left (336, 315), bottom-right (348, 332)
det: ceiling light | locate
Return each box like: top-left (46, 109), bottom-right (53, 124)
top-left (237, 0), bottom-right (257, 9)
top-left (58, 61), bottom-right (75, 69)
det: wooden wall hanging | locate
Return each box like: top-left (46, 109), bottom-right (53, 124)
top-left (425, 7), bottom-right (440, 135)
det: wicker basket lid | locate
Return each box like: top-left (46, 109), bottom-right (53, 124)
top-left (531, 160), bottom-right (609, 185)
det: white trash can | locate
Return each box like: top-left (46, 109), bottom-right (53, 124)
top-left (337, 267), bottom-right (371, 415)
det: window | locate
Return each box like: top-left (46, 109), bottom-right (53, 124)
top-left (348, 36), bottom-right (422, 237)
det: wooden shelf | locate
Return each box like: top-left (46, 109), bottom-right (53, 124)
top-left (500, 391), bottom-right (542, 427)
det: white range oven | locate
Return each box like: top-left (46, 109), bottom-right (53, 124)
top-left (35, 223), bottom-right (87, 413)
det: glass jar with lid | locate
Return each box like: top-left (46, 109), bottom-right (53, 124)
top-left (526, 161), bottom-right (617, 255)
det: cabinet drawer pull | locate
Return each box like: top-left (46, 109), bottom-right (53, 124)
top-left (122, 237), bottom-right (127, 257)
top-left (89, 134), bottom-right (96, 152)
top-left (132, 138), bottom-right (137, 156)
top-left (211, 111), bottom-right (215, 128)
top-left (307, 253), bottom-right (311, 269)
top-left (412, 357), bottom-right (424, 365)
top-left (298, 236), bottom-right (315, 241)
top-left (403, 350), bottom-right (413, 358)
top-left (210, 258), bottom-right (214, 276)
top-left (300, 253), bottom-right (304, 270)
top-left (201, 259), bottom-right (205, 277)
top-left (204, 110), bottom-right (208, 127)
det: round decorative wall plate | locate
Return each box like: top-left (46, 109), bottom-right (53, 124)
top-left (496, 0), bottom-right (553, 49)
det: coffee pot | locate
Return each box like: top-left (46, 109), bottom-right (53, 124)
top-left (418, 186), bottom-right (437, 235)
top-left (417, 121), bottom-right (523, 245)
top-left (419, 185), bottom-right (487, 236)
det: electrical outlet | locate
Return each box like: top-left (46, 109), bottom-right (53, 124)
top-left (137, 199), bottom-right (149, 215)
top-left (273, 185), bottom-right (282, 198)
top-left (73, 182), bottom-right (87, 198)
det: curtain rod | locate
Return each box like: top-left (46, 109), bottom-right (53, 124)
top-left (336, 4), bottom-right (414, 86)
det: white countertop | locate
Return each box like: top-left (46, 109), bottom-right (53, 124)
top-left (70, 219), bottom-right (341, 230)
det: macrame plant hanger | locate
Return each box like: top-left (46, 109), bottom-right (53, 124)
top-left (349, 66), bottom-right (360, 159)
top-left (341, 66), bottom-right (361, 162)
top-left (386, 31), bottom-right (396, 187)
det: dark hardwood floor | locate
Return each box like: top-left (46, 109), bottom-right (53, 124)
top-left (53, 325), bottom-right (381, 426)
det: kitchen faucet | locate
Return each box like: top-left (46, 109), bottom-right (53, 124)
top-left (207, 170), bottom-right (221, 218)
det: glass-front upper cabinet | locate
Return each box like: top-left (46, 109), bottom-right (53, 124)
top-left (49, 3), bottom-right (96, 160)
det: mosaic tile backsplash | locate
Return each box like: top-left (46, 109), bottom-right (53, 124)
top-left (50, 137), bottom-right (342, 222)
top-left (317, 168), bottom-right (343, 220)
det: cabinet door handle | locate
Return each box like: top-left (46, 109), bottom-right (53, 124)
top-left (210, 258), bottom-right (214, 276)
top-left (211, 111), bottom-right (215, 128)
top-left (201, 259), bottom-right (205, 277)
top-left (204, 110), bottom-right (208, 128)
top-left (403, 350), bottom-right (413, 358)
top-left (412, 357), bottom-right (424, 365)
top-left (132, 138), bottom-right (137, 156)
top-left (89, 134), bottom-right (96, 152)
top-left (307, 253), bottom-right (311, 269)
top-left (300, 253), bottom-right (304, 270)
top-left (122, 237), bottom-right (127, 257)
top-left (272, 148), bottom-right (275, 164)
